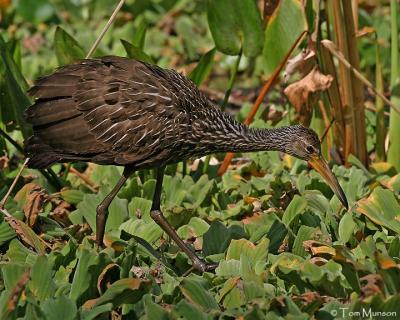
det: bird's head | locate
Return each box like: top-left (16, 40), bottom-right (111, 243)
top-left (279, 125), bottom-right (348, 210)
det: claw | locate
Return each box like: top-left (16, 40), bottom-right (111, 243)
top-left (182, 258), bottom-right (218, 276)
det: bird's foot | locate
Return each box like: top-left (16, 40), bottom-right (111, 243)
top-left (183, 258), bottom-right (219, 276)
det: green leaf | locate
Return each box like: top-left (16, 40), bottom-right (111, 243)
top-left (14, 0), bottom-right (56, 24)
top-left (132, 16), bottom-right (148, 50)
top-left (189, 48), bottom-right (216, 86)
top-left (282, 195), bottom-right (307, 227)
top-left (180, 279), bottom-right (219, 311)
top-left (70, 188), bottom-right (128, 233)
top-left (202, 221), bottom-right (246, 256)
top-left (173, 299), bottom-right (208, 320)
top-left (207, 0), bottom-right (263, 57)
top-left (262, 0), bottom-right (307, 77)
top-left (121, 39), bottom-right (154, 64)
top-left (29, 256), bottom-right (56, 302)
top-left (0, 35), bottom-right (31, 137)
top-left (292, 225), bottom-right (317, 257)
top-left (41, 295), bottom-right (77, 320)
top-left (357, 187), bottom-right (400, 234)
top-left (94, 278), bottom-right (151, 308)
top-left (338, 213), bottom-right (356, 244)
top-left (54, 26), bottom-right (85, 66)
top-left (226, 238), bottom-right (269, 267)
top-left (143, 294), bottom-right (169, 320)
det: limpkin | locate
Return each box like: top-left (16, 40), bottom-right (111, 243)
top-left (24, 56), bottom-right (348, 272)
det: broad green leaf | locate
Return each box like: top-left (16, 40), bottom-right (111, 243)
top-left (69, 247), bottom-right (110, 306)
top-left (226, 238), bottom-right (268, 267)
top-left (70, 188), bottom-right (128, 233)
top-left (282, 195), bottom-right (307, 227)
top-left (189, 48), bottom-right (216, 86)
top-left (29, 256), bottom-right (56, 302)
top-left (94, 278), bottom-right (151, 308)
top-left (14, 0), bottom-right (56, 24)
top-left (180, 279), bottom-right (219, 311)
top-left (0, 222), bottom-right (16, 246)
top-left (41, 296), bottom-right (77, 320)
top-left (207, 0), bottom-right (263, 57)
top-left (54, 26), bottom-right (85, 66)
top-left (0, 35), bottom-right (31, 137)
top-left (292, 225), bottom-right (317, 257)
top-left (143, 294), bottom-right (169, 320)
top-left (173, 299), bottom-right (208, 320)
top-left (121, 39), bottom-right (154, 64)
top-left (262, 0), bottom-right (307, 76)
top-left (202, 221), bottom-right (246, 256)
top-left (128, 197), bottom-right (152, 221)
top-left (357, 187), bottom-right (400, 234)
top-left (1, 263), bottom-right (29, 290)
top-left (338, 213), bottom-right (356, 244)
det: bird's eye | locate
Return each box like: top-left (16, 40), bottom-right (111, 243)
top-left (306, 145), bottom-right (315, 153)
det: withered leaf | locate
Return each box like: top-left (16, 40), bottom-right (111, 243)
top-left (284, 67), bottom-right (333, 124)
top-left (23, 184), bottom-right (49, 227)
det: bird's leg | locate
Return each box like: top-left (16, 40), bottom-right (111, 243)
top-left (150, 166), bottom-right (217, 273)
top-left (96, 166), bottom-right (134, 246)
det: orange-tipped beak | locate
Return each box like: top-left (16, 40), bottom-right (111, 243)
top-left (308, 155), bottom-right (348, 209)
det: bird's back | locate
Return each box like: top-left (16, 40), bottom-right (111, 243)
top-left (24, 56), bottom-right (221, 169)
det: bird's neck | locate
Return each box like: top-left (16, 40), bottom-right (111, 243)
top-left (198, 111), bottom-right (291, 154)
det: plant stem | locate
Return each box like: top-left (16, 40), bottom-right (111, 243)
top-left (388, 0), bottom-right (400, 170)
top-left (375, 40), bottom-right (385, 162)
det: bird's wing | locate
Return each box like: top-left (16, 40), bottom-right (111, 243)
top-left (74, 57), bottom-right (190, 165)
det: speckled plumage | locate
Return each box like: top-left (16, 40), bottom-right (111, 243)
top-left (24, 56), bottom-right (320, 169)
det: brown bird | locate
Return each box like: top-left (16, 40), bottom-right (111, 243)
top-left (24, 56), bottom-right (348, 272)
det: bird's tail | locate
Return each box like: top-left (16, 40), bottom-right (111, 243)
top-left (24, 136), bottom-right (62, 169)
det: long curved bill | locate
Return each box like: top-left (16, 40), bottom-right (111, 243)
top-left (308, 155), bottom-right (348, 209)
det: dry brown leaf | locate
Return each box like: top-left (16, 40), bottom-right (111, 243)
top-left (97, 263), bottom-right (120, 294)
top-left (23, 184), bottom-right (49, 227)
top-left (5, 215), bottom-right (47, 254)
top-left (284, 49), bottom-right (316, 82)
top-left (5, 269), bottom-right (30, 316)
top-left (50, 197), bottom-right (71, 226)
top-left (360, 274), bottom-right (384, 298)
top-left (284, 67), bottom-right (333, 125)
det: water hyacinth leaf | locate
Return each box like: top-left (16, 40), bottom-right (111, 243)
top-left (357, 187), bottom-right (400, 234)
top-left (121, 39), bottom-right (154, 64)
top-left (54, 26), bottom-right (85, 66)
top-left (0, 222), bottom-right (16, 246)
top-left (143, 294), bottom-right (169, 320)
top-left (0, 35), bottom-right (31, 137)
top-left (338, 212), bottom-right (356, 244)
top-left (70, 189), bottom-right (128, 233)
top-left (263, 0), bottom-right (307, 77)
top-left (173, 299), bottom-right (208, 320)
top-left (292, 225), bottom-right (317, 257)
top-left (41, 295), bottom-right (77, 320)
top-left (189, 48), bottom-right (216, 86)
top-left (226, 238), bottom-right (269, 266)
top-left (282, 195), bottom-right (307, 227)
top-left (29, 255), bottom-right (56, 302)
top-left (94, 278), bottom-right (151, 308)
top-left (207, 0), bottom-right (263, 57)
top-left (80, 303), bottom-right (113, 320)
top-left (202, 221), bottom-right (246, 256)
top-left (180, 279), bottom-right (219, 311)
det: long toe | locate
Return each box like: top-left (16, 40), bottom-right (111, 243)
top-left (192, 258), bottom-right (219, 273)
